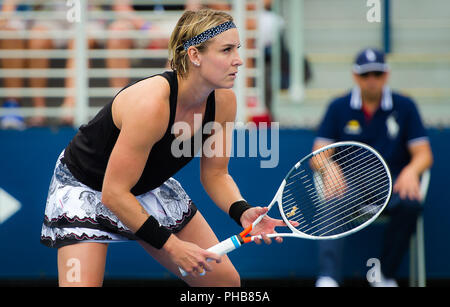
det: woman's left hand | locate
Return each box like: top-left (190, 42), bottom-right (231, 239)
top-left (240, 207), bottom-right (299, 245)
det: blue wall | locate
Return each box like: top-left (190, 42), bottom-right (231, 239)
top-left (1, 128), bottom-right (449, 280)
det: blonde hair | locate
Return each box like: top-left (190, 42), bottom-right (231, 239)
top-left (168, 9), bottom-right (234, 78)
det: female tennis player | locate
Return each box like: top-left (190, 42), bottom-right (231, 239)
top-left (40, 9), bottom-right (287, 287)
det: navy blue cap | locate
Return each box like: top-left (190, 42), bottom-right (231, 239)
top-left (352, 48), bottom-right (389, 74)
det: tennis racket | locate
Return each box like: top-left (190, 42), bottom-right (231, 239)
top-left (179, 141), bottom-right (392, 276)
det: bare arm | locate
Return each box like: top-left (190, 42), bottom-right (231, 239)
top-left (2, 0), bottom-right (17, 12)
top-left (310, 139), bottom-right (334, 171)
top-left (201, 90), bottom-right (290, 244)
top-left (102, 78), bottom-right (220, 275)
top-left (200, 90), bottom-right (244, 213)
top-left (101, 77), bottom-right (169, 232)
top-left (112, 0), bottom-right (146, 29)
top-left (310, 139), bottom-right (348, 199)
top-left (394, 141), bottom-right (433, 201)
top-left (0, 0), bottom-right (17, 28)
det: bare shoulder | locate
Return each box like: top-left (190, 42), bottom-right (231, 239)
top-left (214, 88), bottom-right (237, 124)
top-left (112, 76), bottom-right (171, 139)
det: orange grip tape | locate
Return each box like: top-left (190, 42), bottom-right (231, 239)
top-left (242, 236), bottom-right (253, 244)
top-left (239, 225), bottom-right (252, 239)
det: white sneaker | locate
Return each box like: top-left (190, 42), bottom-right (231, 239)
top-left (315, 276), bottom-right (339, 287)
top-left (369, 274), bottom-right (398, 287)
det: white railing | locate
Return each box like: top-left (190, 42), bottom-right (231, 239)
top-left (0, 0), bottom-right (266, 127)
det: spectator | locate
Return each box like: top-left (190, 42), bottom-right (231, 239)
top-left (102, 1), bottom-right (173, 89)
top-left (0, 1), bottom-right (166, 126)
top-left (59, 2), bottom-right (125, 125)
top-left (87, 0), bottom-right (211, 106)
top-left (313, 47), bottom-right (433, 287)
top-left (0, 1), bottom-right (108, 126)
top-left (0, 0), bottom-right (61, 127)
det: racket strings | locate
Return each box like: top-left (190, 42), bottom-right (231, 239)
top-left (295, 147), bottom-right (368, 204)
top-left (285, 171), bottom-right (388, 234)
top-left (317, 146), bottom-right (389, 209)
top-left (281, 145), bottom-right (390, 237)
top-left (283, 147), bottom-right (380, 213)
top-left (312, 171), bottom-right (388, 221)
top-left (313, 159), bottom-right (389, 234)
top-left (310, 148), bottom-right (389, 226)
top-left (304, 183), bottom-right (390, 235)
top-left (288, 169), bottom-right (388, 229)
top-left (310, 153), bottom-right (381, 208)
top-left (310, 156), bottom-right (387, 213)
top-left (314, 146), bottom-right (365, 175)
top-left (314, 146), bottom-right (375, 191)
top-left (308, 189), bottom-right (390, 236)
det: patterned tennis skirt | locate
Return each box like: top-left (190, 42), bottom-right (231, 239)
top-left (40, 151), bottom-right (197, 249)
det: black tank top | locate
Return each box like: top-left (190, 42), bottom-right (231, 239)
top-left (62, 71), bottom-right (216, 195)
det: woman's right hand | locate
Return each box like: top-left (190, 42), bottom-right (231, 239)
top-left (162, 235), bottom-right (222, 277)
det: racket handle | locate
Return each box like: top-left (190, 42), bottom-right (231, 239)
top-left (179, 235), bottom-right (242, 277)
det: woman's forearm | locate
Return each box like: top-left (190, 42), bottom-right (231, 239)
top-left (101, 189), bottom-right (149, 233)
top-left (201, 171), bottom-right (244, 214)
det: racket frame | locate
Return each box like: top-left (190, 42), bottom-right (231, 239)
top-left (271, 141), bottom-right (392, 241)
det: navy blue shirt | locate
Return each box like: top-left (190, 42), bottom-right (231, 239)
top-left (316, 86), bottom-right (428, 177)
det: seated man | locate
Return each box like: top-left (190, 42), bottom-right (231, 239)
top-left (314, 47), bottom-right (433, 287)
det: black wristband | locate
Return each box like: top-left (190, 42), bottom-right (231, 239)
top-left (135, 216), bottom-right (172, 249)
top-left (228, 200), bottom-right (252, 227)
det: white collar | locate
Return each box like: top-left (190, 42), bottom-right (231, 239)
top-left (350, 86), bottom-right (393, 111)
